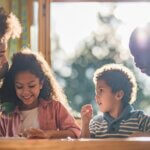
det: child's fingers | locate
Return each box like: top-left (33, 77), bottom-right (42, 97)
top-left (81, 105), bottom-right (93, 115)
top-left (27, 128), bottom-right (43, 135)
top-left (23, 128), bottom-right (45, 139)
top-left (81, 109), bottom-right (93, 119)
top-left (23, 128), bottom-right (38, 136)
top-left (81, 104), bottom-right (93, 123)
top-left (81, 104), bottom-right (93, 111)
top-left (81, 110), bottom-right (89, 116)
top-left (81, 109), bottom-right (91, 116)
top-left (81, 106), bottom-right (92, 115)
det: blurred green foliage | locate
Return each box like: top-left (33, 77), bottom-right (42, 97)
top-left (52, 6), bottom-right (150, 115)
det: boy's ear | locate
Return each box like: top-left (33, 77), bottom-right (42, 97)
top-left (116, 90), bottom-right (124, 101)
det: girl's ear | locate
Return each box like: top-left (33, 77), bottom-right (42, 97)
top-left (116, 90), bottom-right (124, 101)
top-left (40, 80), bottom-right (44, 89)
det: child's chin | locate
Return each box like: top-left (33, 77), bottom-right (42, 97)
top-left (23, 100), bottom-right (33, 105)
top-left (99, 107), bottom-right (105, 113)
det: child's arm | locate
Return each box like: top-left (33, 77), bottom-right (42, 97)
top-left (130, 112), bottom-right (150, 137)
top-left (130, 132), bottom-right (150, 137)
top-left (22, 128), bottom-right (76, 139)
top-left (80, 104), bottom-right (93, 138)
top-left (37, 100), bottom-right (81, 138)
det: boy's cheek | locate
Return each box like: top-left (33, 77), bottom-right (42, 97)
top-left (95, 96), bottom-right (98, 103)
top-left (95, 98), bottom-right (100, 105)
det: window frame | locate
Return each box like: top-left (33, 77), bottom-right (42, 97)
top-left (38, 0), bottom-right (149, 65)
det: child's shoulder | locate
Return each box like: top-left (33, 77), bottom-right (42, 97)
top-left (130, 109), bottom-right (147, 118)
top-left (91, 114), bottom-right (104, 122)
top-left (39, 99), bottom-right (64, 108)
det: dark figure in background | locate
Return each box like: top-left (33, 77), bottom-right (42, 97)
top-left (129, 23), bottom-right (150, 76)
top-left (0, 6), bottom-right (22, 78)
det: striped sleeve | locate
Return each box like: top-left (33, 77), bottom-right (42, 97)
top-left (138, 111), bottom-right (150, 132)
top-left (89, 115), bottom-right (103, 138)
top-left (89, 119), bottom-right (96, 137)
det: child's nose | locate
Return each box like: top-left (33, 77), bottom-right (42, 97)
top-left (22, 87), bottom-right (30, 96)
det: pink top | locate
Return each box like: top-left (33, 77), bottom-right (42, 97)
top-left (0, 99), bottom-right (81, 137)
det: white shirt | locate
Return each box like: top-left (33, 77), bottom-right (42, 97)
top-left (20, 107), bottom-right (40, 131)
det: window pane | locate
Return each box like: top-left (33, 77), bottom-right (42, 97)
top-left (51, 2), bottom-right (150, 115)
top-left (30, 0), bottom-right (38, 52)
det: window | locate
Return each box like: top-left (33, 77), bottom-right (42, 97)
top-left (50, 1), bottom-right (150, 114)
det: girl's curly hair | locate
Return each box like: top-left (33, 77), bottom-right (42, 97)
top-left (0, 48), bottom-right (68, 107)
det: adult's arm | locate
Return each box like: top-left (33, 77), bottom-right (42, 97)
top-left (0, 54), bottom-right (8, 79)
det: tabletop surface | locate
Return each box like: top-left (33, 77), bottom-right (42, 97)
top-left (0, 137), bottom-right (150, 150)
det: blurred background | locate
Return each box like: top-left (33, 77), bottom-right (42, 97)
top-left (51, 2), bottom-right (150, 116)
top-left (1, 0), bottom-right (150, 116)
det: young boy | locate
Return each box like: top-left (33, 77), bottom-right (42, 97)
top-left (81, 64), bottom-right (150, 138)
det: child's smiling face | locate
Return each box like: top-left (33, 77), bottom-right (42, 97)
top-left (15, 71), bottom-right (43, 110)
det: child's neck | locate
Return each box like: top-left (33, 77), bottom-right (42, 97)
top-left (109, 105), bottom-right (123, 119)
top-left (19, 100), bottom-right (39, 111)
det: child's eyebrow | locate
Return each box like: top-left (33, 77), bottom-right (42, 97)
top-left (15, 81), bottom-right (36, 84)
top-left (97, 85), bottom-right (104, 88)
top-left (15, 82), bottom-right (22, 84)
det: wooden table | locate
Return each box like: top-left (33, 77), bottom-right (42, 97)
top-left (0, 137), bottom-right (150, 150)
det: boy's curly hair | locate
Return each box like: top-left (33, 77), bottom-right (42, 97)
top-left (0, 7), bottom-right (22, 41)
top-left (93, 64), bottom-right (137, 105)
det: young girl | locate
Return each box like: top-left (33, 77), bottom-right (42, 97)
top-left (81, 64), bottom-right (150, 138)
top-left (0, 48), bottom-right (80, 138)
top-left (0, 6), bottom-right (22, 78)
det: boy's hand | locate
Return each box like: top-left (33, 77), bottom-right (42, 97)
top-left (81, 104), bottom-right (93, 126)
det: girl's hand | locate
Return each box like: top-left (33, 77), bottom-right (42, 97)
top-left (21, 128), bottom-right (69, 139)
top-left (81, 104), bottom-right (93, 126)
top-left (21, 128), bottom-right (48, 139)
